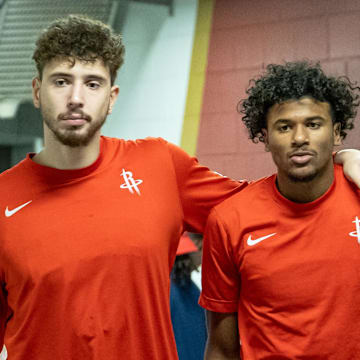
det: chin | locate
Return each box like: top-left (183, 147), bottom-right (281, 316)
top-left (287, 170), bottom-right (317, 183)
top-left (54, 121), bottom-right (103, 147)
top-left (55, 131), bottom-right (94, 147)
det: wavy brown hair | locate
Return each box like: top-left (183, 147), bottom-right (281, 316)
top-left (33, 14), bottom-right (125, 85)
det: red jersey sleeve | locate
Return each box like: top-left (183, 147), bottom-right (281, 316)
top-left (164, 140), bottom-right (247, 233)
top-left (199, 208), bottom-right (240, 313)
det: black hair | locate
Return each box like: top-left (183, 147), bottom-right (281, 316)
top-left (239, 61), bottom-right (360, 142)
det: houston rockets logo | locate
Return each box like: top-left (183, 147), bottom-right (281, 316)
top-left (349, 216), bottom-right (360, 244)
top-left (120, 169), bottom-right (143, 195)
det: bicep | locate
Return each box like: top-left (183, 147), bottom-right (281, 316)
top-left (166, 140), bottom-right (247, 232)
top-left (205, 311), bottom-right (240, 360)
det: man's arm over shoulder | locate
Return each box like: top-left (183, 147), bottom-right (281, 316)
top-left (205, 311), bottom-right (240, 360)
top-left (164, 139), bottom-right (247, 233)
top-left (335, 149), bottom-right (360, 188)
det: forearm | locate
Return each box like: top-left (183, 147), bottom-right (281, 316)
top-left (204, 311), bottom-right (240, 360)
top-left (204, 341), bottom-right (240, 360)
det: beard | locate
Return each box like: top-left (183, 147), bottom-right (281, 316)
top-left (41, 107), bottom-right (107, 148)
top-left (287, 160), bottom-right (330, 183)
top-left (287, 171), bottom-right (317, 183)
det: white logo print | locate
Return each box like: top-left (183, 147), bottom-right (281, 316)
top-left (247, 233), bottom-right (276, 246)
top-left (349, 216), bottom-right (360, 244)
top-left (5, 200), bottom-right (32, 217)
top-left (120, 169), bottom-right (143, 195)
top-left (0, 345), bottom-right (7, 360)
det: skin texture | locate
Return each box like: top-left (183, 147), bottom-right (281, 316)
top-left (204, 311), bottom-right (240, 360)
top-left (263, 97), bottom-right (342, 203)
top-left (335, 149), bottom-right (360, 189)
top-left (32, 56), bottom-right (119, 169)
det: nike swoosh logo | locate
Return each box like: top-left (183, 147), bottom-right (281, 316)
top-left (5, 200), bottom-right (32, 217)
top-left (247, 233), bottom-right (276, 246)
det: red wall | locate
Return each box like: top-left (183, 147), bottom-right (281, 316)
top-left (197, 0), bottom-right (360, 180)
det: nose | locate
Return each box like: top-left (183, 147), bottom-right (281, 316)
top-left (67, 83), bottom-right (84, 109)
top-left (291, 124), bottom-right (309, 146)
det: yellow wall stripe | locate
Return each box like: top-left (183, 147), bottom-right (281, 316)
top-left (180, 0), bottom-right (215, 156)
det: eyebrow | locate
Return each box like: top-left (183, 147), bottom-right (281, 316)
top-left (48, 72), bottom-right (72, 79)
top-left (274, 116), bottom-right (325, 124)
top-left (48, 72), bottom-right (107, 82)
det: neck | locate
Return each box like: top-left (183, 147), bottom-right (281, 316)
top-left (276, 163), bottom-right (334, 203)
top-left (33, 134), bottom-right (101, 170)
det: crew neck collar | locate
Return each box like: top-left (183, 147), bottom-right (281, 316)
top-left (271, 164), bottom-right (338, 213)
top-left (25, 137), bottom-right (106, 184)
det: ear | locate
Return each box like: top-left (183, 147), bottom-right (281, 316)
top-left (32, 77), bottom-right (41, 108)
top-left (262, 128), bottom-right (270, 152)
top-left (108, 85), bottom-right (120, 114)
top-left (333, 122), bottom-right (342, 146)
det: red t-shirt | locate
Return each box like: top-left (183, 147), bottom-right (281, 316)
top-left (0, 136), bottom-right (246, 359)
top-left (200, 164), bottom-right (360, 359)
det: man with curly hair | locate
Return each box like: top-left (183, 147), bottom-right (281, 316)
top-left (0, 16), bottom-right (359, 360)
top-left (200, 61), bottom-right (360, 359)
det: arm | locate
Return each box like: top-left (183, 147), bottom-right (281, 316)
top-left (204, 311), bottom-right (240, 360)
top-left (335, 149), bottom-right (360, 188)
top-left (165, 139), bottom-right (248, 233)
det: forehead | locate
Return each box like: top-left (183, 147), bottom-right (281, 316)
top-left (42, 56), bottom-right (110, 79)
top-left (267, 97), bottom-right (332, 122)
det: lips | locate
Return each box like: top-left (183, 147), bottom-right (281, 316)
top-left (64, 114), bottom-right (85, 120)
top-left (289, 151), bottom-right (315, 165)
top-left (60, 113), bottom-right (90, 126)
top-left (62, 118), bottom-right (87, 126)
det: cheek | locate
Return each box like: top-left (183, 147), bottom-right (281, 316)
top-left (98, 97), bottom-right (111, 114)
top-left (315, 132), bottom-right (335, 151)
top-left (267, 140), bottom-right (291, 165)
top-left (268, 138), bottom-right (288, 155)
top-left (39, 91), bottom-right (53, 107)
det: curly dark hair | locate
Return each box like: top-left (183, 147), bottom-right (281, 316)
top-left (32, 14), bottom-right (125, 85)
top-left (239, 61), bottom-right (360, 142)
top-left (171, 254), bottom-right (197, 287)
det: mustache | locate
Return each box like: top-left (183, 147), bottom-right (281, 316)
top-left (58, 112), bottom-right (91, 121)
top-left (289, 149), bottom-right (317, 157)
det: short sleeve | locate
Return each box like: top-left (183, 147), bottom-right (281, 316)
top-left (199, 208), bottom-right (240, 313)
top-left (165, 140), bottom-right (247, 233)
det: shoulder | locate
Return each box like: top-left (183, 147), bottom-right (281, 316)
top-left (211, 174), bottom-right (276, 222)
top-left (102, 136), bottom-right (186, 159)
top-left (102, 135), bottom-right (168, 150)
top-left (0, 157), bottom-right (28, 183)
top-left (0, 158), bottom-right (29, 203)
top-left (215, 174), bottom-right (275, 211)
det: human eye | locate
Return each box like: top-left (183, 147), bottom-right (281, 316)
top-left (87, 81), bottom-right (101, 90)
top-left (307, 121), bottom-right (321, 129)
top-left (278, 124), bottom-right (291, 132)
top-left (54, 78), bottom-right (68, 87)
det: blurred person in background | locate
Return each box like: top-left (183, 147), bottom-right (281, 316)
top-left (170, 233), bottom-right (207, 360)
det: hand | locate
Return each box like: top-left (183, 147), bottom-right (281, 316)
top-left (335, 149), bottom-right (360, 188)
